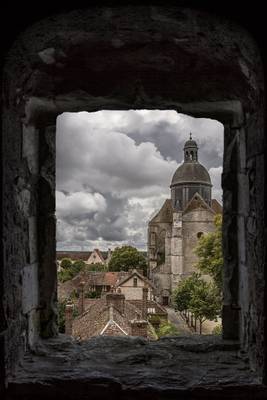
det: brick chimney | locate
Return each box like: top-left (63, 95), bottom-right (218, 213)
top-left (65, 301), bottom-right (74, 335)
top-left (142, 285), bottom-right (148, 320)
top-left (78, 281), bottom-right (85, 315)
top-left (106, 292), bottom-right (125, 315)
top-left (131, 317), bottom-right (148, 338)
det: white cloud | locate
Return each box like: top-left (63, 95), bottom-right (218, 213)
top-left (209, 166), bottom-right (223, 203)
top-left (56, 191), bottom-right (106, 219)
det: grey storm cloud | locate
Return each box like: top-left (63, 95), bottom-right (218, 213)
top-left (56, 110), bottom-right (223, 250)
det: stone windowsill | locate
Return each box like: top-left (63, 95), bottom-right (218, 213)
top-left (7, 334), bottom-right (267, 399)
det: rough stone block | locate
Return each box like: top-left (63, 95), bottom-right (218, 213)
top-left (237, 173), bottom-right (249, 216)
top-left (22, 264), bottom-right (39, 314)
top-left (28, 217), bottom-right (37, 264)
top-left (22, 125), bottom-right (39, 175)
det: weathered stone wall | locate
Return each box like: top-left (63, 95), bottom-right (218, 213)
top-left (242, 109), bottom-right (265, 369)
top-left (182, 209), bottom-right (216, 276)
top-left (2, 107), bottom-right (41, 378)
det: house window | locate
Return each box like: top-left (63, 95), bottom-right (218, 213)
top-left (197, 232), bottom-right (204, 239)
top-left (133, 277), bottom-right (138, 287)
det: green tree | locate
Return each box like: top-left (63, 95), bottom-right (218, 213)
top-left (58, 299), bottom-right (67, 333)
top-left (194, 214), bottom-right (223, 292)
top-left (58, 259), bottom-right (85, 283)
top-left (88, 262), bottom-right (107, 272)
top-left (157, 320), bottom-right (179, 338)
top-left (189, 279), bottom-right (221, 334)
top-left (72, 259), bottom-right (86, 274)
top-left (173, 273), bottom-right (221, 334)
top-left (60, 258), bottom-right (72, 269)
top-left (58, 268), bottom-right (74, 283)
top-left (108, 245), bottom-right (147, 273)
top-left (172, 273), bottom-right (200, 326)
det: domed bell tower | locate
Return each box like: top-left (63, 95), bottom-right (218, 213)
top-left (184, 132), bottom-right (198, 162)
top-left (170, 134), bottom-right (212, 211)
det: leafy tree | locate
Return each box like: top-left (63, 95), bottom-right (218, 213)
top-left (189, 279), bottom-right (221, 334)
top-left (88, 262), bottom-right (107, 272)
top-left (58, 268), bottom-right (74, 283)
top-left (172, 273), bottom-right (221, 334)
top-left (172, 273), bottom-right (200, 314)
top-left (58, 299), bottom-right (67, 333)
top-left (108, 245), bottom-right (147, 273)
top-left (58, 259), bottom-right (86, 282)
top-left (60, 258), bottom-right (72, 269)
top-left (157, 320), bottom-right (179, 338)
top-left (194, 214), bottom-right (223, 292)
top-left (72, 259), bottom-right (86, 274)
top-left (212, 324), bottom-right (222, 335)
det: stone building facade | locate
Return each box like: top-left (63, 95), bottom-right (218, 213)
top-left (148, 136), bottom-right (222, 305)
top-left (115, 269), bottom-right (154, 301)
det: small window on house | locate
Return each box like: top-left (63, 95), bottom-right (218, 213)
top-left (197, 232), bottom-right (204, 239)
top-left (133, 277), bottom-right (138, 287)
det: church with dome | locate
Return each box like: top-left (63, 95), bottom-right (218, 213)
top-left (147, 134), bottom-right (222, 306)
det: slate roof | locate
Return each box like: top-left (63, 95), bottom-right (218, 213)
top-left (72, 296), bottom-right (144, 340)
top-left (115, 269), bottom-right (156, 289)
top-left (171, 162), bottom-right (211, 187)
top-left (211, 199), bottom-right (223, 214)
top-left (129, 300), bottom-right (167, 316)
top-left (149, 199), bottom-right (174, 224)
top-left (182, 192), bottom-right (215, 215)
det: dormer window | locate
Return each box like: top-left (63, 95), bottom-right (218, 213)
top-left (133, 277), bottom-right (138, 287)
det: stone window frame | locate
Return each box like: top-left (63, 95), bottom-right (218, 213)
top-left (25, 98), bottom-right (256, 368)
top-left (6, 96), bottom-right (263, 394)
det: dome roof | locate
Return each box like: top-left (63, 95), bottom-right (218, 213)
top-left (184, 139), bottom-right (198, 148)
top-left (170, 162), bottom-right (211, 186)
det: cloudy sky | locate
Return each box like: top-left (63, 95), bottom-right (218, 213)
top-left (56, 110), bottom-right (223, 251)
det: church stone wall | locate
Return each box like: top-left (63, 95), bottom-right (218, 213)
top-left (182, 209), bottom-right (216, 276)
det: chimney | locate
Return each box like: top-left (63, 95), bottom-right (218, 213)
top-left (78, 281), bottom-right (85, 315)
top-left (130, 315), bottom-right (148, 338)
top-left (142, 285), bottom-right (148, 320)
top-left (106, 292), bottom-right (125, 315)
top-left (65, 301), bottom-right (74, 335)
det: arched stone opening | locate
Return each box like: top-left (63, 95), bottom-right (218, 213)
top-left (1, 4), bottom-right (266, 397)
